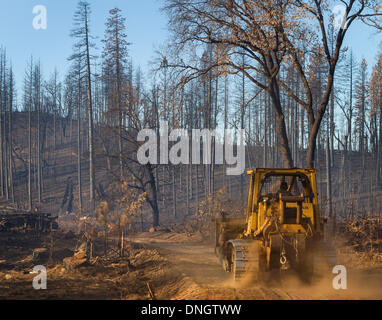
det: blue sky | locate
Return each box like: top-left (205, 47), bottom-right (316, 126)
top-left (0, 0), bottom-right (381, 104)
top-left (0, 0), bottom-right (168, 97)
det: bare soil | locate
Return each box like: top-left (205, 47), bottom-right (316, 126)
top-left (0, 229), bottom-right (381, 300)
top-left (130, 231), bottom-right (382, 300)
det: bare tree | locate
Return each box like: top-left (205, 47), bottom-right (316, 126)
top-left (369, 53), bottom-right (382, 184)
top-left (354, 58), bottom-right (368, 172)
top-left (162, 0), bottom-right (382, 168)
top-left (70, 0), bottom-right (96, 208)
top-left (23, 57), bottom-right (34, 211)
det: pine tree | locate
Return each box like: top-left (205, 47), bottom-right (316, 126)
top-left (102, 8), bottom-right (130, 178)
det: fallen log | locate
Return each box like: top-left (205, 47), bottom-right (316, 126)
top-left (0, 210), bottom-right (58, 233)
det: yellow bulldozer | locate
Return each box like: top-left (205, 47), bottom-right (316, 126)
top-left (215, 168), bottom-right (336, 281)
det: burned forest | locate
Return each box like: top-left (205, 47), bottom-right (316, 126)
top-left (0, 0), bottom-right (381, 302)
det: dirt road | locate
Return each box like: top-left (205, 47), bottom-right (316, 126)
top-left (0, 229), bottom-right (381, 300)
top-left (130, 232), bottom-right (382, 300)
